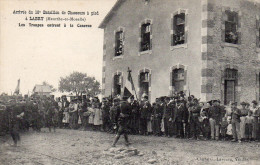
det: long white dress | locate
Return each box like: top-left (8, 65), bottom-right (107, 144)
top-left (94, 108), bottom-right (103, 125)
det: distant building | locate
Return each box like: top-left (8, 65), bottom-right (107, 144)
top-left (99, 0), bottom-right (260, 104)
top-left (32, 85), bottom-right (52, 97)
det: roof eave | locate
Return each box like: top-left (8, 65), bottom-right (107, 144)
top-left (98, 0), bottom-right (124, 29)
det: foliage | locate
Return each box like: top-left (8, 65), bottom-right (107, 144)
top-left (58, 71), bottom-right (101, 96)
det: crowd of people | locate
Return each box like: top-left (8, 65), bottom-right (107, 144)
top-left (1, 92), bottom-right (260, 146)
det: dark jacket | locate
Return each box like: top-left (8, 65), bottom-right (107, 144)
top-left (139, 101), bottom-right (151, 119)
top-left (173, 104), bottom-right (185, 122)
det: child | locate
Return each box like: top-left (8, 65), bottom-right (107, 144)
top-left (245, 110), bottom-right (254, 142)
top-left (220, 116), bottom-right (229, 140)
top-left (199, 111), bottom-right (210, 140)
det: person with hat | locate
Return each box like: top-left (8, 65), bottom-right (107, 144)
top-left (112, 98), bottom-right (132, 147)
top-left (251, 100), bottom-right (260, 141)
top-left (101, 97), bottom-right (111, 132)
top-left (162, 97), bottom-right (174, 137)
top-left (230, 102), bottom-right (242, 143)
top-left (109, 98), bottom-right (120, 133)
top-left (129, 96), bottom-right (140, 135)
top-left (139, 95), bottom-right (151, 135)
top-left (208, 100), bottom-right (222, 140)
top-left (152, 98), bottom-right (163, 136)
top-left (240, 101), bottom-right (249, 141)
top-left (173, 100), bottom-right (185, 138)
top-left (189, 98), bottom-right (201, 140)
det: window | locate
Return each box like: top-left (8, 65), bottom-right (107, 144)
top-left (224, 68), bottom-right (238, 105)
top-left (141, 23), bottom-right (151, 51)
top-left (172, 68), bottom-right (185, 93)
top-left (139, 71), bottom-right (150, 99)
top-left (173, 13), bottom-right (185, 46)
top-left (225, 11), bottom-right (238, 44)
top-left (115, 31), bottom-right (124, 56)
top-left (113, 74), bottom-right (122, 96)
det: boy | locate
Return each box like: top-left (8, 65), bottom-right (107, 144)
top-left (220, 116), bottom-right (229, 140)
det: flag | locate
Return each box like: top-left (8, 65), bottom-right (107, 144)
top-left (14, 79), bottom-right (20, 95)
top-left (123, 70), bottom-right (135, 99)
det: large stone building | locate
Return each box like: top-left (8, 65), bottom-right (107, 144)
top-left (99, 0), bottom-right (260, 104)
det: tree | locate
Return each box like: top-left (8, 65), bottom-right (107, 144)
top-left (42, 81), bottom-right (56, 92)
top-left (58, 71), bottom-right (101, 96)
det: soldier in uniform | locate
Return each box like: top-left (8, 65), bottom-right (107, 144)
top-left (174, 100), bottom-right (185, 138)
top-left (163, 97), bottom-right (174, 137)
top-left (152, 98), bottom-right (163, 136)
top-left (101, 98), bottom-right (111, 132)
top-left (7, 100), bottom-right (24, 146)
top-left (139, 95), bottom-right (151, 135)
top-left (129, 96), bottom-right (140, 135)
top-left (45, 98), bottom-right (55, 132)
top-left (112, 98), bottom-right (131, 147)
top-left (110, 98), bottom-right (120, 133)
top-left (189, 98), bottom-right (201, 140)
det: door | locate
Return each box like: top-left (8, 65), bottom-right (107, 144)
top-left (224, 80), bottom-right (235, 105)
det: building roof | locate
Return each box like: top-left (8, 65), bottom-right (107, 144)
top-left (33, 85), bottom-right (52, 93)
top-left (99, 0), bottom-right (260, 29)
top-left (98, 0), bottom-right (125, 29)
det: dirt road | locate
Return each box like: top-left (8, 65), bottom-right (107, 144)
top-left (0, 129), bottom-right (260, 165)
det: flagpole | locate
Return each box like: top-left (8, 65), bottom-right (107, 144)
top-left (128, 67), bottom-right (139, 101)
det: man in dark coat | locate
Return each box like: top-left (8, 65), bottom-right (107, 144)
top-left (189, 98), bottom-right (201, 140)
top-left (101, 98), bottom-right (111, 132)
top-left (152, 98), bottom-right (163, 136)
top-left (163, 97), bottom-right (174, 137)
top-left (174, 100), bottom-right (185, 138)
top-left (129, 96), bottom-right (140, 135)
top-left (139, 95), bottom-right (151, 135)
top-left (7, 101), bottom-right (24, 146)
top-left (112, 99), bottom-right (131, 147)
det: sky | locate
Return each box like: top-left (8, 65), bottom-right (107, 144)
top-left (0, 0), bottom-right (117, 96)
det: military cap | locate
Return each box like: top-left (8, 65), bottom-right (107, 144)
top-left (231, 102), bottom-right (237, 106)
top-left (240, 101), bottom-right (247, 105)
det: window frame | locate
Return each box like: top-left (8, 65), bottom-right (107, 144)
top-left (113, 27), bottom-right (125, 59)
top-left (171, 9), bottom-right (188, 50)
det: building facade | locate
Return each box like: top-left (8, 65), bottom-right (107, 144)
top-left (99, 0), bottom-right (260, 104)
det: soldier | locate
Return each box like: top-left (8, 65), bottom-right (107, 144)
top-left (139, 95), bottom-right (151, 135)
top-left (7, 100), bottom-right (24, 146)
top-left (174, 100), bottom-right (185, 138)
top-left (45, 98), bottom-right (55, 132)
top-left (189, 98), bottom-right (201, 140)
top-left (230, 102), bottom-right (242, 143)
top-left (152, 98), bottom-right (163, 136)
top-left (110, 98), bottom-right (120, 134)
top-left (129, 96), bottom-right (139, 135)
top-left (112, 98), bottom-right (131, 147)
top-left (163, 97), bottom-right (174, 137)
top-left (101, 98), bottom-right (111, 132)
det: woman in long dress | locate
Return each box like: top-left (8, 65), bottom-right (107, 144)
top-left (88, 103), bottom-right (95, 129)
top-left (93, 103), bottom-right (102, 130)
